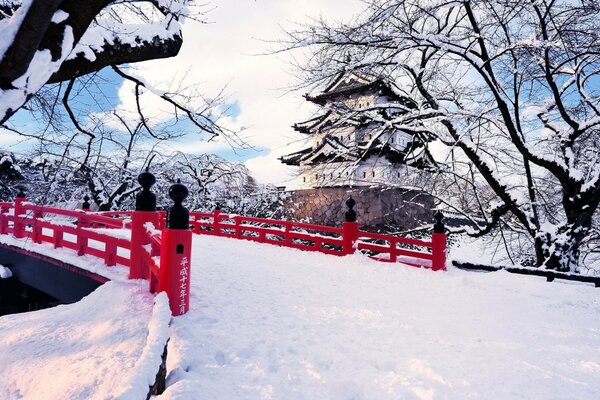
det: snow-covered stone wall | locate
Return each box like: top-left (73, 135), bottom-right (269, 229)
top-left (284, 187), bottom-right (433, 229)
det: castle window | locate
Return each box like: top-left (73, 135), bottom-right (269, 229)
top-left (372, 171), bottom-right (376, 178)
top-left (397, 172), bottom-right (401, 178)
top-left (338, 173), bottom-right (342, 178)
top-left (303, 177), bottom-right (306, 182)
top-left (362, 172), bottom-right (366, 178)
top-left (391, 137), bottom-right (394, 143)
top-left (315, 174), bottom-right (318, 180)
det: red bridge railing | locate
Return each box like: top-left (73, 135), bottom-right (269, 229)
top-left (0, 174), bottom-right (192, 316)
top-left (0, 198), bottom-right (132, 266)
top-left (0, 173), bottom-right (447, 317)
top-left (188, 204), bottom-right (446, 271)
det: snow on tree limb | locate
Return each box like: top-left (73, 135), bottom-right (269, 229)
top-left (283, 0), bottom-right (600, 271)
top-left (0, 0), bottom-right (190, 125)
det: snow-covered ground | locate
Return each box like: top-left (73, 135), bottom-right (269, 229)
top-left (1, 234), bottom-right (600, 399)
top-left (156, 235), bottom-right (600, 400)
top-left (0, 280), bottom-right (170, 400)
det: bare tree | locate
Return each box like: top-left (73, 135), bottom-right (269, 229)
top-left (1, 0), bottom-right (249, 212)
top-left (153, 152), bottom-right (260, 211)
top-left (281, 0), bottom-right (600, 272)
top-left (1, 1), bottom-right (242, 155)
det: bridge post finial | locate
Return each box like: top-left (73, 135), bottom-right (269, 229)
top-left (342, 196), bottom-right (359, 255)
top-left (432, 211), bottom-right (447, 271)
top-left (13, 187), bottom-right (27, 238)
top-left (16, 187), bottom-right (26, 199)
top-left (136, 169), bottom-right (157, 212)
top-left (130, 169), bottom-right (159, 281)
top-left (167, 179), bottom-right (189, 230)
top-left (82, 195), bottom-right (91, 211)
top-left (433, 211), bottom-right (445, 233)
top-left (344, 197), bottom-right (357, 222)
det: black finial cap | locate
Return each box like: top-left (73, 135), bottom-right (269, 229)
top-left (167, 180), bottom-right (189, 229)
top-left (83, 195), bottom-right (91, 209)
top-left (136, 169), bottom-right (157, 211)
top-left (169, 179), bottom-right (188, 203)
top-left (344, 197), bottom-right (357, 222)
top-left (433, 211), bottom-right (445, 233)
top-left (137, 169), bottom-right (156, 189)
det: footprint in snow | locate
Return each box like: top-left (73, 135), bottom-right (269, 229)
top-left (214, 351), bottom-right (227, 366)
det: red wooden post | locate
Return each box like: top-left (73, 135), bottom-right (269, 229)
top-left (0, 208), bottom-right (5, 235)
top-left (130, 170), bottom-right (158, 279)
top-left (431, 211), bottom-right (447, 271)
top-left (31, 209), bottom-right (43, 243)
top-left (389, 239), bottom-right (398, 263)
top-left (160, 229), bottom-right (192, 316)
top-left (159, 180), bottom-right (192, 316)
top-left (53, 230), bottom-right (63, 248)
top-left (0, 204), bottom-right (9, 234)
top-left (105, 241), bottom-right (117, 266)
top-left (32, 222), bottom-right (42, 243)
top-left (342, 197), bottom-right (359, 255)
top-left (234, 216), bottom-right (242, 239)
top-left (13, 193), bottom-right (26, 239)
top-left (342, 222), bottom-right (359, 255)
top-left (130, 211), bottom-right (158, 279)
top-left (284, 221), bottom-right (292, 246)
top-left (77, 213), bottom-right (88, 256)
top-left (213, 207), bottom-right (221, 236)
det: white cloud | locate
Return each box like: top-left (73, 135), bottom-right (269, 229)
top-left (245, 151), bottom-right (296, 188)
top-left (113, 0), bottom-right (365, 183)
top-left (161, 138), bottom-right (231, 155)
top-left (0, 130), bottom-right (21, 146)
top-left (0, 128), bottom-right (37, 153)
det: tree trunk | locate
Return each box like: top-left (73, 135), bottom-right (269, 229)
top-left (534, 220), bottom-right (591, 273)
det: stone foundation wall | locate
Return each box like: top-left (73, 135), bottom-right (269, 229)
top-left (284, 187), bottom-right (433, 230)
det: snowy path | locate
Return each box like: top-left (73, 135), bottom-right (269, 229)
top-left (159, 235), bottom-right (600, 400)
top-left (0, 280), bottom-right (170, 400)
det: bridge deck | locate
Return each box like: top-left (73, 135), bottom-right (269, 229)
top-left (0, 281), bottom-right (170, 400)
top-left (159, 234), bottom-right (600, 399)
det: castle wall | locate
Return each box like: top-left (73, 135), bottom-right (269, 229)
top-left (284, 186), bottom-right (433, 230)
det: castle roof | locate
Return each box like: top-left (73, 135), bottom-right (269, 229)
top-left (279, 134), bottom-right (436, 169)
top-left (304, 72), bottom-right (416, 108)
top-left (279, 135), bottom-right (358, 166)
top-left (292, 111), bottom-right (332, 134)
top-left (293, 110), bottom-right (369, 134)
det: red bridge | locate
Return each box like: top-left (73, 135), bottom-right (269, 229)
top-left (0, 171), bottom-right (446, 316)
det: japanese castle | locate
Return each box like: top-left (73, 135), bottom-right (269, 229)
top-left (280, 72), bottom-right (435, 189)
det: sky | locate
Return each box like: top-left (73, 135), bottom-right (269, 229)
top-left (0, 1), bottom-right (365, 186)
top-left (123, 0), bottom-right (365, 186)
